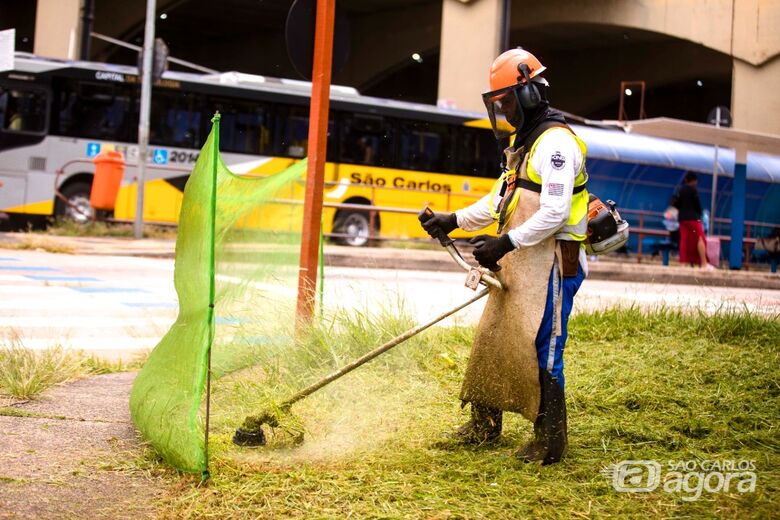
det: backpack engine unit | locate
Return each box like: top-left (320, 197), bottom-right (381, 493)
top-left (586, 195), bottom-right (630, 255)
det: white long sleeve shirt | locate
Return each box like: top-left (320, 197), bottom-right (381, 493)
top-left (455, 128), bottom-right (588, 273)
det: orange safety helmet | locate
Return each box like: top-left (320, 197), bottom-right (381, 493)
top-left (488, 48), bottom-right (546, 93)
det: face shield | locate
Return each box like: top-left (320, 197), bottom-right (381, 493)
top-left (482, 85), bottom-right (523, 139)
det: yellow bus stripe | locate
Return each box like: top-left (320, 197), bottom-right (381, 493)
top-left (3, 200), bottom-right (54, 215)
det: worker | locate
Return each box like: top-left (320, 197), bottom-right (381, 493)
top-left (421, 48), bottom-right (588, 465)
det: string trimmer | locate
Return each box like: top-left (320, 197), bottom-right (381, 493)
top-left (232, 206), bottom-right (503, 447)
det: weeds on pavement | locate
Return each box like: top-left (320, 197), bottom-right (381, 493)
top-left (0, 332), bottom-right (149, 399)
top-left (0, 235), bottom-right (75, 254)
top-left (44, 220), bottom-right (178, 239)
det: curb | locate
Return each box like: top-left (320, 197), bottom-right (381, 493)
top-left (2, 232), bottom-right (778, 290)
top-left (323, 247), bottom-right (780, 290)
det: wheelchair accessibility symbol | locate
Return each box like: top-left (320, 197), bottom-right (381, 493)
top-left (152, 149), bottom-right (168, 165)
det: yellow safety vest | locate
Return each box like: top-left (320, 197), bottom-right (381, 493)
top-left (489, 127), bottom-right (589, 241)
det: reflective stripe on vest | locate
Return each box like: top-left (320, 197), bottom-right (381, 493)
top-left (526, 127), bottom-right (589, 242)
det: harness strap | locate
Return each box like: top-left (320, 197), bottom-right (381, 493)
top-left (497, 171), bottom-right (519, 234)
top-left (516, 177), bottom-right (587, 194)
top-left (495, 162), bottom-right (587, 233)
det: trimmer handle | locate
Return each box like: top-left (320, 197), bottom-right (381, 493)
top-left (418, 206), bottom-right (504, 291)
top-left (418, 206), bottom-right (455, 247)
top-left (468, 236), bottom-right (502, 272)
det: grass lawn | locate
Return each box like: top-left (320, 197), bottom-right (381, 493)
top-left (131, 307), bottom-right (778, 518)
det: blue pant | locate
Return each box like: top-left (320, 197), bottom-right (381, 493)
top-left (534, 262), bottom-right (585, 391)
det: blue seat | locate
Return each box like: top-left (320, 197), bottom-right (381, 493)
top-left (751, 249), bottom-right (780, 273)
top-left (646, 237), bottom-right (678, 266)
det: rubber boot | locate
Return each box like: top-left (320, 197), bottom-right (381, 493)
top-left (517, 368), bottom-right (568, 464)
top-left (540, 369), bottom-right (567, 465)
top-left (516, 415), bottom-right (546, 462)
top-left (451, 403), bottom-right (503, 445)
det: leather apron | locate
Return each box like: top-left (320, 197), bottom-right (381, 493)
top-left (458, 147), bottom-right (554, 421)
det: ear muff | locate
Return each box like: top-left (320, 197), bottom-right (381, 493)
top-left (516, 63), bottom-right (541, 110)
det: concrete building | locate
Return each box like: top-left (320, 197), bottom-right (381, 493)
top-left (3, 0), bottom-right (779, 134)
top-left (439, 0), bottom-right (780, 135)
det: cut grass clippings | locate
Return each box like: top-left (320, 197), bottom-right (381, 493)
top-left (131, 306), bottom-right (780, 519)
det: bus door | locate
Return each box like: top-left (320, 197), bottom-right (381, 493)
top-left (0, 81), bottom-right (49, 213)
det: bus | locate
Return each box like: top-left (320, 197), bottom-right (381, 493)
top-left (1, 53), bottom-right (778, 254)
top-left (0, 53), bottom-right (502, 246)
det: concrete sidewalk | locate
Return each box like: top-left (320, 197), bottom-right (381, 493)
top-left (0, 373), bottom-right (164, 519)
top-left (2, 231), bottom-right (778, 290)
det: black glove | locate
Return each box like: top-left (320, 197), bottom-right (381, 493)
top-left (469, 234), bottom-right (515, 271)
top-left (420, 212), bottom-right (458, 239)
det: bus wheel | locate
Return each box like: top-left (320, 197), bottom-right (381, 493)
top-left (334, 210), bottom-right (374, 247)
top-left (55, 182), bottom-right (94, 224)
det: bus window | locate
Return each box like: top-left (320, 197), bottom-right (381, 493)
top-left (339, 113), bottom-right (393, 167)
top-left (0, 87), bottom-right (47, 133)
top-left (209, 97), bottom-right (271, 155)
top-left (275, 105), bottom-right (336, 160)
top-left (397, 120), bottom-right (452, 173)
top-left (455, 127), bottom-right (501, 178)
top-left (277, 105), bottom-right (309, 158)
top-left (150, 90), bottom-right (203, 148)
top-left (53, 80), bottom-right (135, 141)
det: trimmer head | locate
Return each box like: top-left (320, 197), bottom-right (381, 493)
top-left (232, 427), bottom-right (267, 447)
top-left (233, 406), bottom-right (307, 449)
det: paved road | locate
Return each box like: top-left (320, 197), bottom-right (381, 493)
top-left (1, 251), bottom-right (176, 358)
top-left (1, 250), bottom-right (778, 359)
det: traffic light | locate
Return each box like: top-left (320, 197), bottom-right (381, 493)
top-left (137, 38), bottom-right (169, 82)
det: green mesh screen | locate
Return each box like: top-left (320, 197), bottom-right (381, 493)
top-left (130, 116), bottom-right (306, 475)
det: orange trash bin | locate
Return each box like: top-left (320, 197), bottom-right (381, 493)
top-left (90, 151), bottom-right (125, 210)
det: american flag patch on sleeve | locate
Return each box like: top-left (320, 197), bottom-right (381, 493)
top-left (547, 183), bottom-right (564, 196)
